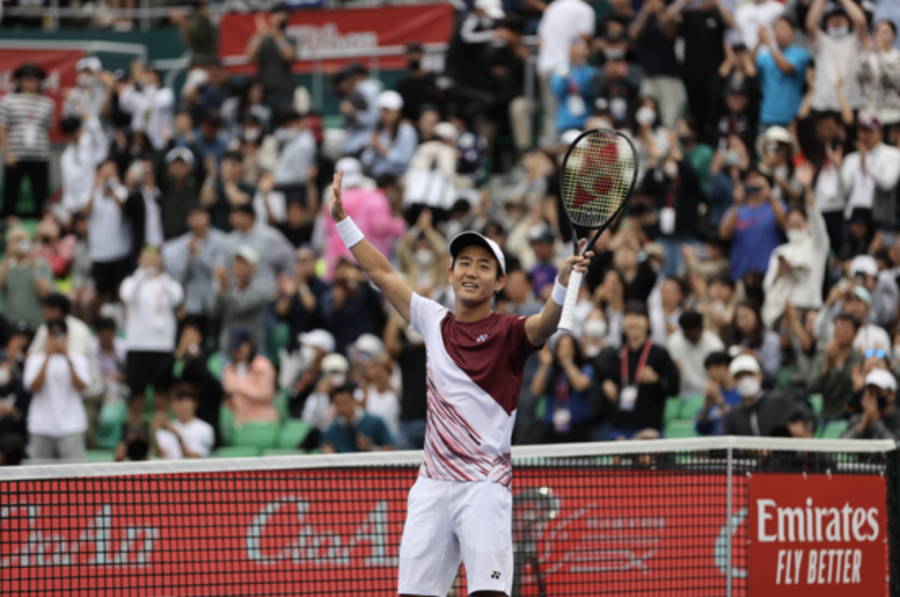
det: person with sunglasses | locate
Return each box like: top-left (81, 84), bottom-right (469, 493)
top-left (808, 312), bottom-right (864, 423)
top-left (841, 369), bottom-right (900, 440)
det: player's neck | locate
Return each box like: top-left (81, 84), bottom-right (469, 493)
top-left (454, 299), bottom-right (494, 323)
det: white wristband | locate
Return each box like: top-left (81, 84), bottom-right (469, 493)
top-left (336, 216), bottom-right (364, 249)
top-left (551, 278), bottom-right (568, 306)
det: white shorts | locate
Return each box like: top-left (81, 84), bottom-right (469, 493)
top-left (398, 475), bottom-right (513, 596)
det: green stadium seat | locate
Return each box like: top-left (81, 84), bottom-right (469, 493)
top-left (679, 395), bottom-right (705, 420)
top-left (273, 389), bottom-right (290, 421)
top-left (85, 450), bottom-right (115, 462)
top-left (96, 401), bottom-right (127, 449)
top-left (809, 395), bottom-right (823, 419)
top-left (278, 420), bottom-right (312, 449)
top-left (665, 419), bottom-right (700, 439)
top-left (220, 406), bottom-right (235, 446)
top-left (232, 422), bottom-right (281, 450)
top-left (214, 446), bottom-right (261, 458)
top-left (262, 448), bottom-right (304, 457)
top-left (664, 397), bottom-right (681, 426)
top-left (820, 421), bottom-right (848, 439)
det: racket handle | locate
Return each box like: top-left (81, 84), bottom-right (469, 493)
top-left (558, 270), bottom-right (583, 333)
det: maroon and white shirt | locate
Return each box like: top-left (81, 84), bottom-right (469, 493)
top-left (410, 293), bottom-right (539, 489)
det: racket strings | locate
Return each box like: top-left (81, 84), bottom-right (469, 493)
top-left (561, 131), bottom-right (637, 228)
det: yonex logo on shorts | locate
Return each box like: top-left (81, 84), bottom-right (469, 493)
top-left (491, 571), bottom-right (501, 579)
top-left (477, 334), bottom-right (489, 343)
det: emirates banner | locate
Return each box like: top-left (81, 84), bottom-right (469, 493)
top-left (0, 48), bottom-right (83, 142)
top-left (217, 4), bottom-right (455, 75)
top-left (748, 473), bottom-right (887, 596)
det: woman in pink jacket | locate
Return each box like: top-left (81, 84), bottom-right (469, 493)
top-left (222, 327), bottom-right (278, 426)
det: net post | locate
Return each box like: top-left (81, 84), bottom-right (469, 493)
top-left (725, 443), bottom-right (733, 597)
top-left (890, 441), bottom-right (900, 597)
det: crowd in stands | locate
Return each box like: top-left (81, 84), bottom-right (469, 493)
top-left (1, 0), bottom-right (900, 465)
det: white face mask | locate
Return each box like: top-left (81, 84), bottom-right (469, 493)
top-left (736, 375), bottom-right (761, 399)
top-left (415, 248), bottom-right (435, 267)
top-left (827, 25), bottom-right (849, 38)
top-left (0, 366), bottom-right (10, 387)
top-left (584, 318), bottom-right (607, 340)
top-left (77, 73), bottom-right (96, 88)
top-left (243, 128), bottom-right (261, 142)
top-left (663, 160), bottom-right (678, 179)
top-left (786, 229), bottom-right (808, 244)
top-left (635, 106), bottom-right (656, 127)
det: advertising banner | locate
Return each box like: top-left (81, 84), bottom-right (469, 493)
top-left (748, 472), bottom-right (887, 596)
top-left (217, 4), bottom-right (455, 75)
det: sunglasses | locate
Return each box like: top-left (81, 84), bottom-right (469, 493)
top-left (864, 348), bottom-right (887, 359)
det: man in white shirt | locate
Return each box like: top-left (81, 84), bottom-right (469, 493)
top-left (667, 311), bottom-right (725, 396)
top-left (152, 383), bottom-right (214, 459)
top-left (735, 0), bottom-right (783, 50)
top-left (537, 0), bottom-right (595, 146)
top-left (23, 319), bottom-right (92, 461)
top-left (59, 115), bottom-right (108, 217)
top-left (805, 0), bottom-right (868, 113)
top-left (840, 116), bottom-right (900, 225)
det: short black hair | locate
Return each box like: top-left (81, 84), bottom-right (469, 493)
top-left (171, 382), bottom-right (199, 402)
top-left (787, 205), bottom-right (808, 221)
top-left (376, 173), bottom-right (398, 189)
top-left (623, 300), bottom-right (649, 319)
top-left (60, 116), bottom-right (82, 136)
top-left (679, 310), bottom-right (703, 332)
top-left (710, 275), bottom-right (736, 290)
top-left (781, 406), bottom-right (816, 433)
top-left (834, 312), bottom-right (862, 331)
top-left (222, 150), bottom-right (243, 163)
top-left (43, 293), bottom-right (71, 316)
top-left (775, 15), bottom-right (795, 29)
top-left (95, 317), bottom-right (117, 332)
top-left (329, 382), bottom-right (357, 401)
top-left (46, 318), bottom-right (68, 336)
top-left (201, 110), bottom-right (223, 127)
top-left (704, 351), bottom-right (731, 370)
top-left (876, 19), bottom-right (897, 37)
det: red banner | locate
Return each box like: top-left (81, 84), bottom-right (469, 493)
top-left (218, 4), bottom-right (455, 75)
top-left (748, 473), bottom-right (887, 596)
top-left (0, 48), bottom-right (83, 142)
top-left (0, 466), bottom-right (889, 596)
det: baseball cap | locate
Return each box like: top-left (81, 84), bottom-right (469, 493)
top-left (298, 329), bottom-right (335, 354)
top-left (729, 354), bottom-right (761, 376)
top-left (865, 368), bottom-right (896, 392)
top-left (76, 56), bottom-right (102, 73)
top-left (643, 242), bottom-right (666, 261)
top-left (165, 147), bottom-right (195, 166)
top-left (321, 353), bottom-right (350, 374)
top-left (560, 129), bottom-right (582, 147)
top-left (350, 333), bottom-right (385, 360)
top-left (851, 286), bottom-right (873, 306)
top-left (234, 245), bottom-right (259, 266)
top-left (377, 90), bottom-right (404, 111)
top-left (528, 226), bottom-right (555, 245)
top-left (859, 115), bottom-right (883, 131)
top-left (449, 231), bottom-right (506, 276)
top-left (227, 327), bottom-right (253, 351)
top-left (335, 157), bottom-right (363, 189)
top-left (475, 0), bottom-right (504, 19)
top-left (849, 255), bottom-right (878, 278)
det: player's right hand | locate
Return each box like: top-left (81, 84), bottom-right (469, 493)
top-left (329, 170), bottom-right (347, 222)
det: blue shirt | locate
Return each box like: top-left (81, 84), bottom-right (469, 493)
top-left (360, 122), bottom-right (419, 178)
top-left (550, 65), bottom-right (595, 133)
top-left (756, 45), bottom-right (810, 125)
top-left (322, 410), bottom-right (394, 453)
top-left (730, 201), bottom-right (784, 280)
top-left (193, 129), bottom-right (230, 164)
top-left (695, 387), bottom-right (741, 435)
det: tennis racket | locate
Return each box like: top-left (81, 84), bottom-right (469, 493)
top-left (558, 129), bottom-right (638, 333)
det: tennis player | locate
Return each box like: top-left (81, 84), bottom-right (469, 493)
top-left (329, 170), bottom-right (591, 596)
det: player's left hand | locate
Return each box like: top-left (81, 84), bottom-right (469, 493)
top-left (557, 239), bottom-right (593, 287)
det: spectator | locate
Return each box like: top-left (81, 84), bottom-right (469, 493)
top-left (531, 334), bottom-right (595, 443)
top-left (405, 123), bottom-right (460, 210)
top-left (63, 57), bottom-right (109, 120)
top-left (213, 246), bottom-right (268, 352)
top-left (200, 150), bottom-right (256, 232)
top-left (631, 99), bottom-right (671, 186)
top-left (336, 63), bottom-right (382, 156)
top-left (24, 319), bottom-right (91, 461)
top-left (805, 112), bottom-right (850, 253)
top-left (152, 383), bottom-right (214, 459)
top-left (125, 159), bottom-right (164, 255)
top-left (272, 109), bottom-right (316, 204)
top-left (483, 16), bottom-right (532, 150)
top-left (676, 116), bottom-right (714, 195)
top-left (580, 312), bottom-right (609, 358)
top-left (118, 65), bottom-right (174, 151)
top-left (499, 269), bottom-right (542, 317)
top-left (60, 115), bottom-right (108, 216)
top-left (840, 116), bottom-right (900, 225)
top-left (849, 254), bottom-right (900, 330)
top-left (719, 165), bottom-right (786, 280)
top-left (628, 0), bottom-right (683, 128)
top-left (859, 21), bottom-right (900, 140)
top-left (194, 110), bottom-right (230, 166)
top-left (756, 17), bottom-right (811, 129)
top-left (667, 311), bottom-right (726, 396)
top-left (321, 257), bottom-right (387, 355)
top-left (695, 351), bottom-right (741, 435)
top-left (779, 302), bottom-right (819, 396)
top-left (354, 348), bottom-right (401, 443)
top-left (395, 42), bottom-right (442, 125)
top-left (528, 228), bottom-right (559, 300)
top-left (715, 77), bottom-right (758, 157)
top-left (221, 80), bottom-right (272, 139)
top-left (0, 347), bottom-right (30, 444)
top-left (219, 203), bottom-right (294, 300)
top-left (383, 311), bottom-right (427, 450)
top-left (162, 203), bottom-right (226, 337)
top-left (805, 0), bottom-right (868, 114)
top-left (169, 0), bottom-right (216, 60)
top-left (114, 426), bottom-right (150, 462)
top-left (598, 301), bottom-right (679, 438)
top-left (68, 213), bottom-right (96, 323)
top-left (841, 368), bottom-right (900, 440)
top-left (245, 3), bottom-right (296, 112)
top-left (1, 226), bottom-right (53, 329)
top-left (808, 312), bottom-right (864, 421)
top-left (120, 247), bottom-right (184, 426)
top-left (550, 39), bottom-right (594, 134)
top-left (536, 0), bottom-right (595, 145)
top-left (222, 327), bottom-right (277, 426)
top-left (735, 0), bottom-right (784, 51)
top-left (91, 317), bottom-right (127, 404)
top-left (591, 36), bottom-right (644, 131)
top-left (0, 62), bottom-right (54, 219)
top-left (287, 331), bottom-right (336, 420)
top-left (84, 158), bottom-right (133, 310)
top-left (276, 246), bottom-right (328, 352)
top-left (761, 163), bottom-right (829, 327)
top-left (722, 354), bottom-right (797, 435)
top-left (361, 91), bottom-right (418, 178)
top-left (730, 299), bottom-right (781, 387)
top-left (757, 126), bottom-right (801, 205)
top-left (817, 286), bottom-right (892, 355)
top-left (321, 383), bottom-right (394, 453)
top-left (159, 146), bottom-right (202, 240)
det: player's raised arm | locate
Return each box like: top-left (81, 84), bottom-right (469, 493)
top-left (524, 239), bottom-right (593, 347)
top-left (329, 170), bottom-right (414, 322)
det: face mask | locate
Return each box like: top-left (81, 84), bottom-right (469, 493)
top-left (584, 318), bottom-right (607, 340)
top-left (635, 107), bottom-right (656, 127)
top-left (243, 128), bottom-right (261, 142)
top-left (736, 375), bottom-right (761, 398)
top-left (17, 240), bottom-right (31, 255)
top-left (827, 25), bottom-right (849, 38)
top-left (0, 366), bottom-right (10, 387)
top-left (786, 229), bottom-right (807, 244)
top-left (663, 160), bottom-right (678, 179)
top-left (415, 248), bottom-right (435, 267)
top-left (723, 150), bottom-right (741, 167)
top-left (77, 73), bottom-right (96, 88)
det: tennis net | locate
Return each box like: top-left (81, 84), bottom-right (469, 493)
top-left (1, 437), bottom-right (898, 596)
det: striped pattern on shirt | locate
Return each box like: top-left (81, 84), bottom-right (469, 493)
top-left (0, 93), bottom-right (55, 160)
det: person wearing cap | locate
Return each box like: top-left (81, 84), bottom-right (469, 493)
top-left (297, 351), bottom-right (347, 441)
top-left (63, 56), bottom-right (108, 120)
top-left (815, 284), bottom-right (892, 357)
top-left (805, 0), bottom-right (868, 114)
top-left (808, 312), bottom-right (864, 422)
top-left (59, 113), bottom-right (108, 216)
top-left (159, 145), bottom-right (203, 239)
top-left (394, 41), bottom-right (441, 124)
top-left (755, 125), bottom-right (801, 204)
top-left (328, 165), bottom-right (590, 595)
top-left (858, 20), bottom-right (900, 140)
top-left (841, 368), bottom-right (900, 440)
top-left (284, 329), bottom-right (336, 422)
top-left (361, 91), bottom-right (418, 178)
top-left (840, 115), bottom-right (900, 226)
top-left (0, 226), bottom-right (53, 330)
top-left (221, 327), bottom-right (278, 426)
top-left (120, 246), bottom-right (184, 427)
top-left (272, 109), bottom-right (316, 203)
top-left (722, 353), bottom-right (798, 436)
top-left (246, 3), bottom-right (296, 112)
top-left (719, 163), bottom-right (787, 280)
top-left (213, 244), bottom-right (268, 352)
top-left (755, 17), bottom-right (810, 129)
top-left (0, 61), bottom-right (54, 219)
top-left (162, 202), bottom-right (226, 336)
top-left (847, 254), bottom-right (899, 330)
top-left (337, 63), bottom-right (383, 156)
